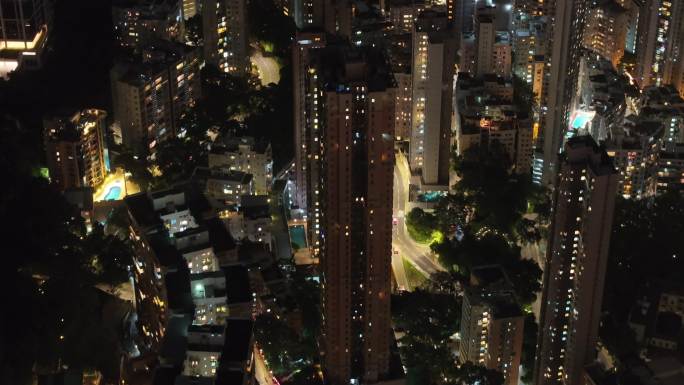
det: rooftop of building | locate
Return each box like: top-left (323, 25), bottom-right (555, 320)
top-left (388, 0), bottom-right (426, 8)
top-left (112, 0), bottom-right (180, 12)
top-left (193, 167), bottom-right (254, 185)
top-left (260, 264), bottom-right (285, 283)
top-left (186, 343), bottom-right (224, 353)
top-left (175, 375), bottom-right (215, 385)
top-left (152, 366), bottom-right (183, 385)
top-left (148, 231), bottom-right (185, 267)
top-left (215, 369), bottom-right (248, 385)
top-left (207, 217), bottom-right (237, 253)
top-left (125, 192), bottom-right (162, 228)
top-left (607, 119), bottom-right (663, 150)
top-left (311, 41), bottom-right (396, 92)
top-left (223, 265), bottom-right (252, 304)
top-left (158, 313), bottom-right (193, 366)
top-left (188, 324), bottom-right (225, 335)
top-left (113, 41), bottom-right (197, 86)
top-left (592, 0), bottom-right (626, 15)
top-left (213, 135), bottom-right (271, 155)
top-left (63, 187), bottom-right (95, 211)
top-left (564, 135), bottom-right (616, 176)
top-left (165, 265), bottom-right (194, 311)
top-left (583, 363), bottom-right (618, 385)
top-left (642, 86), bottom-right (684, 109)
top-left (221, 319), bottom-right (254, 362)
top-left (241, 195), bottom-right (270, 219)
top-left (494, 31), bottom-right (510, 44)
top-left (271, 179), bottom-right (288, 195)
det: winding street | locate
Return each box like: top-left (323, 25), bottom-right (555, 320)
top-left (392, 151), bottom-right (445, 278)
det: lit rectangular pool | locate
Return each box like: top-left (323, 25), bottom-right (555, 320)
top-left (289, 225), bottom-right (307, 250)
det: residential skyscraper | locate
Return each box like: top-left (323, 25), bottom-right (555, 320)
top-left (635, 0), bottom-right (684, 90)
top-left (533, 0), bottom-right (590, 184)
top-left (44, 109), bottom-right (109, 191)
top-left (203, 0), bottom-right (249, 75)
top-left (581, 0), bottom-right (628, 68)
top-left (410, 9), bottom-right (455, 188)
top-left (311, 44), bottom-right (396, 385)
top-left (111, 41), bottom-right (200, 154)
top-left (292, 30), bottom-right (327, 212)
top-left (0, 0), bottom-right (53, 77)
top-left (534, 135), bottom-right (618, 385)
top-left (293, 0), bottom-right (352, 36)
top-left (475, 12), bottom-right (495, 76)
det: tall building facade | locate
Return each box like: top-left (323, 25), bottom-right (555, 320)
top-left (44, 109), bottom-right (108, 191)
top-left (410, 10), bottom-right (455, 187)
top-left (311, 45), bottom-right (395, 385)
top-left (111, 42), bottom-right (200, 154)
top-left (0, 0), bottom-right (52, 76)
top-left (388, 0), bottom-right (426, 34)
top-left (293, 0), bottom-right (352, 36)
top-left (534, 0), bottom-right (590, 184)
top-left (475, 12), bottom-right (495, 76)
top-left (635, 0), bottom-right (684, 90)
top-left (581, 0), bottom-right (628, 68)
top-left (203, 0), bottom-right (249, 75)
top-left (534, 136), bottom-right (618, 385)
top-left (292, 31), bottom-right (327, 212)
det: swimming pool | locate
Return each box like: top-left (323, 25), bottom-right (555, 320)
top-left (289, 225), bottom-right (307, 250)
top-left (104, 186), bottom-right (122, 201)
top-left (571, 111), bottom-right (595, 130)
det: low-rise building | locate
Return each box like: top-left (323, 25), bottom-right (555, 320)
top-left (209, 136), bottom-right (273, 195)
top-left (455, 73), bottom-right (533, 173)
top-left (605, 119), bottom-right (662, 199)
top-left (125, 186), bottom-right (255, 384)
top-left (197, 168), bottom-right (255, 207)
top-left (112, 0), bottom-right (185, 51)
top-left (459, 266), bottom-right (524, 385)
top-left (575, 54), bottom-right (629, 141)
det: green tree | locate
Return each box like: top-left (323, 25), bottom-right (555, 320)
top-left (247, 0), bottom-right (296, 57)
top-left (448, 361), bottom-right (504, 385)
top-left (254, 313), bottom-right (314, 377)
top-left (406, 207), bottom-right (438, 243)
top-left (113, 147), bottom-right (153, 191)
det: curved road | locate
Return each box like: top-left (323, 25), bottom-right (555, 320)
top-left (392, 152), bottom-right (444, 278)
top-left (251, 50), bottom-right (280, 86)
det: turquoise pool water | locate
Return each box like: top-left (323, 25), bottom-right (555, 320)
top-left (418, 191), bottom-right (446, 202)
top-left (289, 225), bottom-right (307, 250)
top-left (104, 186), bottom-right (122, 201)
top-left (572, 114), bottom-right (592, 129)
